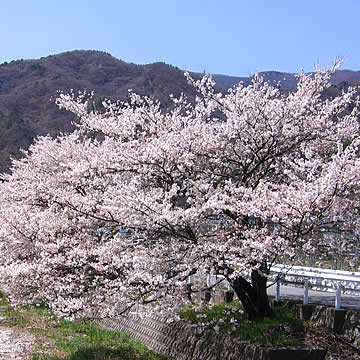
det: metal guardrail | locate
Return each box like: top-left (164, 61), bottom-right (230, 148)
top-left (190, 264), bottom-right (360, 309)
top-left (269, 264), bottom-right (360, 309)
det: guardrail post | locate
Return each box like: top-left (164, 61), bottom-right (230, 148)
top-left (201, 274), bottom-right (212, 304)
top-left (335, 283), bottom-right (343, 310)
top-left (224, 282), bottom-right (234, 303)
top-left (275, 279), bottom-right (281, 302)
top-left (186, 275), bottom-right (193, 302)
top-left (188, 275), bottom-right (193, 285)
top-left (206, 274), bottom-right (211, 288)
top-left (304, 280), bottom-right (310, 305)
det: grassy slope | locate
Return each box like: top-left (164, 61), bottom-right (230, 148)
top-left (0, 292), bottom-right (168, 360)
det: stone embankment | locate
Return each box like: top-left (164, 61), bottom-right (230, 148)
top-left (95, 315), bottom-right (326, 360)
top-left (279, 301), bottom-right (360, 346)
top-left (94, 297), bottom-right (360, 360)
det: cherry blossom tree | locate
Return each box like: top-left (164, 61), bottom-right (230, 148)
top-left (0, 63), bottom-right (359, 320)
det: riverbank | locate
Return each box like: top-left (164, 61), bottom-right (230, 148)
top-left (0, 292), bottom-right (168, 360)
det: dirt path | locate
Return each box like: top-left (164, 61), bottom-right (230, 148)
top-left (0, 306), bottom-right (35, 360)
top-left (0, 326), bottom-right (35, 359)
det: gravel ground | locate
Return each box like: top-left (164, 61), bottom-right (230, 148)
top-left (0, 316), bottom-right (35, 359)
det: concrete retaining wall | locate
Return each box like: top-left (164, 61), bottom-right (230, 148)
top-left (94, 315), bottom-right (326, 360)
top-left (280, 301), bottom-right (360, 347)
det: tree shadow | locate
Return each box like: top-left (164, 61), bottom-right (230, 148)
top-left (67, 345), bottom-right (136, 360)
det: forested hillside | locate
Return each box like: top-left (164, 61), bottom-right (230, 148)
top-left (0, 50), bottom-right (199, 172)
top-left (0, 49), bottom-right (359, 172)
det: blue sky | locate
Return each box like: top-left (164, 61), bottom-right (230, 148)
top-left (1, 0), bottom-right (359, 76)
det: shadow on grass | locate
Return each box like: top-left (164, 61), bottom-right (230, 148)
top-left (32, 344), bottom-right (168, 360)
top-left (68, 345), bottom-right (135, 360)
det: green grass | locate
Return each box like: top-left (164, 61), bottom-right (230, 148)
top-left (180, 301), bottom-right (304, 346)
top-left (29, 320), bottom-right (169, 359)
top-left (0, 290), bottom-right (304, 354)
top-left (0, 291), bottom-right (168, 360)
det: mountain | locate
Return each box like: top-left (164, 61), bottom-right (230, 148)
top-left (210, 69), bottom-right (360, 90)
top-left (0, 50), bottom-right (201, 172)
top-left (0, 50), bottom-right (359, 172)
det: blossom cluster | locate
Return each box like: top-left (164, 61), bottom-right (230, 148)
top-left (0, 61), bottom-right (359, 319)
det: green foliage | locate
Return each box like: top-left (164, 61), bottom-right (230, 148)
top-left (0, 295), bottom-right (167, 360)
top-left (3, 306), bottom-right (31, 327)
top-left (28, 63), bottom-right (46, 75)
top-left (180, 302), bottom-right (304, 346)
top-left (39, 320), bottom-right (168, 360)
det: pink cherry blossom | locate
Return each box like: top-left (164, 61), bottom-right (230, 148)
top-left (0, 61), bottom-right (359, 320)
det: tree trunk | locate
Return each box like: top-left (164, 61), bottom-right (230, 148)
top-left (231, 268), bottom-right (272, 321)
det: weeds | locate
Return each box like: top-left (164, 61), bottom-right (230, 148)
top-left (180, 301), bottom-right (304, 346)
